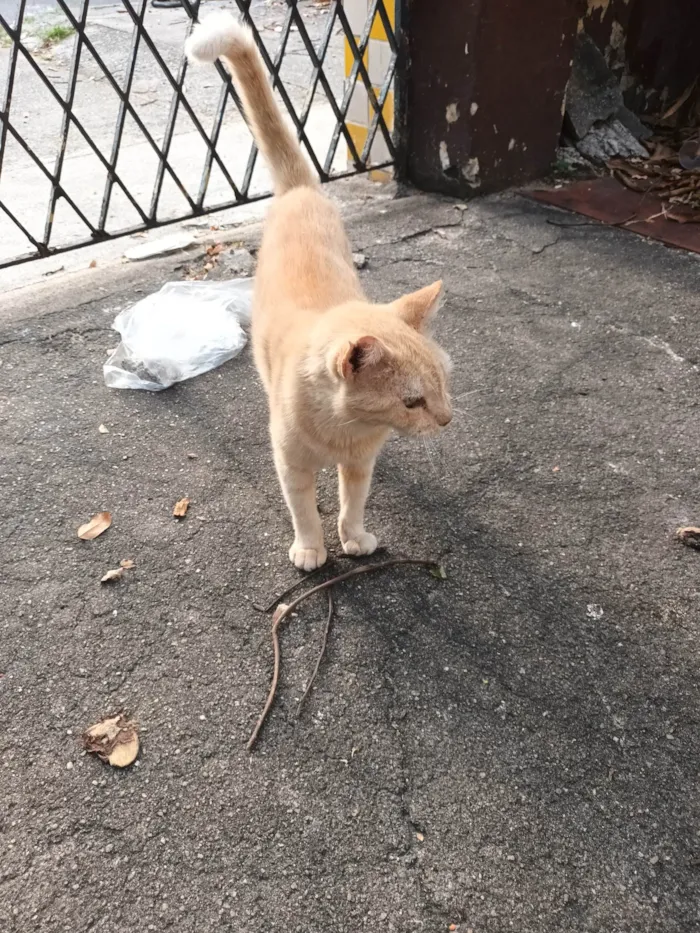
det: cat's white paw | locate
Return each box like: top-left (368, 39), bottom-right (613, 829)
top-left (341, 532), bottom-right (377, 557)
top-left (289, 541), bottom-right (327, 572)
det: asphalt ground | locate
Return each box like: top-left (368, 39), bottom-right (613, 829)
top-left (1, 191), bottom-right (699, 932)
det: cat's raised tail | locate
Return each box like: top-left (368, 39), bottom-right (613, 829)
top-left (185, 12), bottom-right (316, 194)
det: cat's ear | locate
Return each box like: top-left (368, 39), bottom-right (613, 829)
top-left (394, 280), bottom-right (443, 331)
top-left (337, 336), bottom-right (385, 379)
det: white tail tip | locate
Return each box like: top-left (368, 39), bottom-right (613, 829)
top-left (185, 11), bottom-right (255, 65)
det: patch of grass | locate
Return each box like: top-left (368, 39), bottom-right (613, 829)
top-left (0, 30), bottom-right (12, 48)
top-left (39, 24), bottom-right (75, 46)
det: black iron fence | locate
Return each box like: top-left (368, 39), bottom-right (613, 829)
top-left (0, 0), bottom-right (398, 269)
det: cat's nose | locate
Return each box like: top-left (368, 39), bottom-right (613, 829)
top-left (437, 410), bottom-right (452, 427)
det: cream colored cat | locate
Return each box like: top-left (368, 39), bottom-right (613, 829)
top-left (186, 13), bottom-right (452, 571)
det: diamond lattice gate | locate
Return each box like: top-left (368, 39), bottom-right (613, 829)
top-left (0, 0), bottom-right (398, 269)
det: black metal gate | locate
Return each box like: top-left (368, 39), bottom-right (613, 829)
top-left (0, 0), bottom-right (397, 269)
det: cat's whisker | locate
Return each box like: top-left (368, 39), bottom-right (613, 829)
top-left (454, 388), bottom-right (481, 400)
top-left (422, 436), bottom-right (439, 477)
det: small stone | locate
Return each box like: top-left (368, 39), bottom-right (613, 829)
top-left (66, 762), bottom-right (73, 770)
top-left (352, 252), bottom-right (367, 269)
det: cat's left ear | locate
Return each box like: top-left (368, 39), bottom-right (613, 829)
top-left (394, 280), bottom-right (443, 331)
top-left (336, 336), bottom-right (385, 380)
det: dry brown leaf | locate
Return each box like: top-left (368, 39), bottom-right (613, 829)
top-left (78, 511), bottom-right (112, 540)
top-left (98, 423), bottom-right (109, 434)
top-left (82, 713), bottom-right (139, 767)
top-left (89, 259), bottom-right (97, 269)
top-left (648, 143), bottom-right (677, 163)
top-left (84, 714), bottom-right (123, 743)
top-left (100, 567), bottom-right (124, 584)
top-left (120, 558), bottom-right (135, 569)
top-left (661, 80), bottom-right (697, 122)
top-left (173, 497), bottom-right (190, 518)
top-left (677, 526), bottom-right (700, 549)
top-left (107, 734), bottom-right (140, 768)
top-left (610, 129), bottom-right (700, 224)
top-left (206, 242), bottom-right (226, 257)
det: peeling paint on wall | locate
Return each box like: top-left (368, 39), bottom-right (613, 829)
top-left (587, 0), bottom-right (610, 17)
top-left (470, 102), bottom-right (479, 116)
top-left (462, 157), bottom-right (481, 188)
top-left (446, 103), bottom-right (459, 123)
top-left (439, 140), bottom-right (451, 170)
top-left (606, 19), bottom-right (625, 68)
top-left (508, 138), bottom-right (516, 151)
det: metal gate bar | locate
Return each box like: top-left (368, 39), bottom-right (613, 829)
top-left (0, 0), bottom-right (397, 270)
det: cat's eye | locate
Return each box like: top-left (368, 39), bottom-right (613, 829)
top-left (404, 397), bottom-right (426, 409)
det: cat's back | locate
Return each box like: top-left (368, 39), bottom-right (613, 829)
top-left (252, 185), bottom-right (363, 391)
top-left (255, 186), bottom-right (362, 318)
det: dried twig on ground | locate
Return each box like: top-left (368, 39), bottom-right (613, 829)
top-left (246, 557), bottom-right (441, 752)
top-left (297, 589), bottom-right (334, 716)
top-left (255, 547), bottom-right (389, 613)
top-left (608, 82), bottom-right (700, 224)
top-left (256, 563), bottom-right (329, 613)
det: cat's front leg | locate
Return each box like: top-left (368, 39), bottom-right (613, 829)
top-left (274, 451), bottom-right (327, 571)
top-left (337, 460), bottom-right (378, 557)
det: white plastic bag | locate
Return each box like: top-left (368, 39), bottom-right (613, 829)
top-left (104, 279), bottom-right (253, 391)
